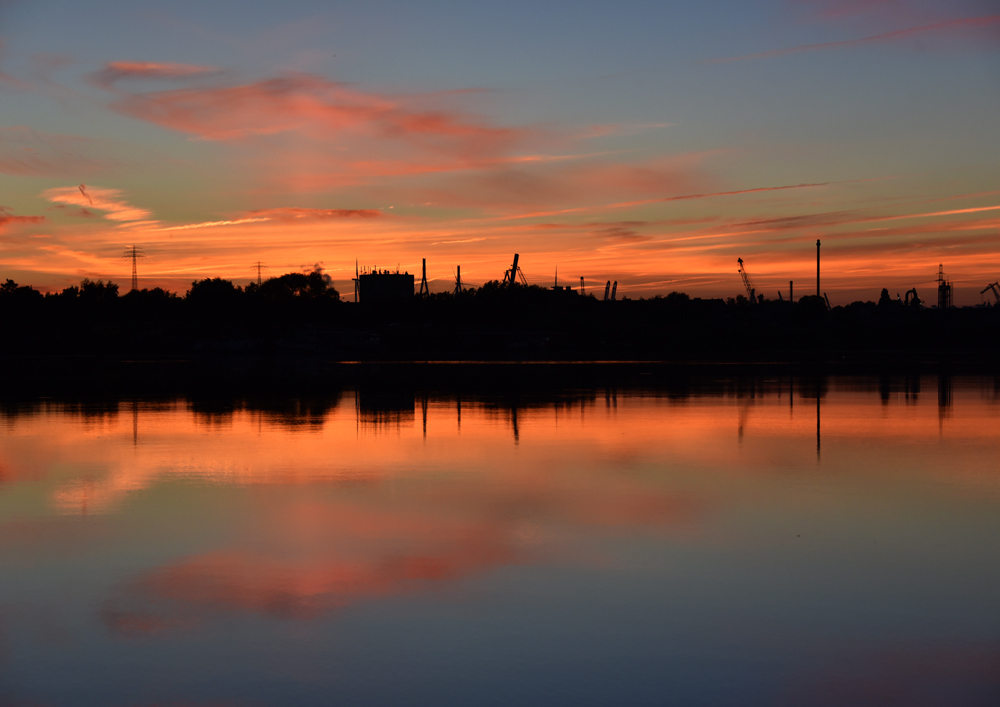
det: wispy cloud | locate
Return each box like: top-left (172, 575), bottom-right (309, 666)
top-left (499, 181), bottom-right (832, 220)
top-left (579, 123), bottom-right (673, 139)
top-left (148, 208), bottom-right (381, 232)
top-left (43, 185), bottom-right (152, 222)
top-left (96, 71), bottom-right (526, 152)
top-left (707, 15), bottom-right (1000, 63)
top-left (91, 61), bottom-right (221, 87)
top-left (153, 218), bottom-right (270, 232)
top-left (0, 126), bottom-right (115, 177)
top-left (0, 207), bottom-right (45, 230)
top-left (245, 207), bottom-right (381, 221)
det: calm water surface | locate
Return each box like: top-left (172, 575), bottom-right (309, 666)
top-left (1, 376), bottom-right (999, 706)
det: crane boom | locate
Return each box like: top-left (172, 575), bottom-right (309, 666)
top-left (980, 282), bottom-right (1000, 305)
top-left (502, 253), bottom-right (520, 288)
top-left (737, 258), bottom-right (759, 303)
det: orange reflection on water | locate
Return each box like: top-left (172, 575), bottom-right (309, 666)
top-left (1, 380), bottom-right (998, 518)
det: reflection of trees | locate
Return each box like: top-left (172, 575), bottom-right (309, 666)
top-left (3, 374), bottom-right (999, 432)
top-left (188, 396), bottom-right (344, 430)
top-left (356, 388), bottom-right (415, 433)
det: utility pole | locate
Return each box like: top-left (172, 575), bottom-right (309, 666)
top-left (816, 239), bottom-right (821, 298)
top-left (122, 245), bottom-right (145, 292)
top-left (580, 276), bottom-right (585, 296)
top-left (454, 265), bottom-right (463, 295)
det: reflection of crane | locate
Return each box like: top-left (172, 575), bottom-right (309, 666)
top-left (502, 253), bottom-right (528, 287)
top-left (981, 282), bottom-right (1000, 306)
top-left (737, 258), bottom-right (759, 303)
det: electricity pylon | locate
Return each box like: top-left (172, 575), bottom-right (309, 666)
top-left (250, 260), bottom-right (268, 287)
top-left (122, 246), bottom-right (146, 292)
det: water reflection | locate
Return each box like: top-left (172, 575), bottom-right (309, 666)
top-left (0, 375), bottom-right (999, 706)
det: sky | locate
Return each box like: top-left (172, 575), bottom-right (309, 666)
top-left (0, 0), bottom-right (998, 303)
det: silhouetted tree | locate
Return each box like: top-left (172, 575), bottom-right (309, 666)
top-left (78, 278), bottom-right (119, 303)
top-left (0, 279), bottom-right (43, 303)
top-left (187, 278), bottom-right (242, 305)
top-left (258, 268), bottom-right (339, 301)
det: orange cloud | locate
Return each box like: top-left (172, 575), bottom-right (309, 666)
top-left (42, 185), bottom-right (152, 222)
top-left (709, 14), bottom-right (1000, 63)
top-left (0, 206), bottom-right (44, 230)
top-left (246, 207), bottom-right (382, 221)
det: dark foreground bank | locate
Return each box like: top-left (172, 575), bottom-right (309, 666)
top-left (2, 278), bottom-right (999, 362)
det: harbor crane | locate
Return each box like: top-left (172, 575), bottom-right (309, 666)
top-left (603, 280), bottom-right (618, 301)
top-left (981, 282), bottom-right (1000, 306)
top-left (737, 258), bottom-right (760, 304)
top-left (502, 253), bottom-right (528, 288)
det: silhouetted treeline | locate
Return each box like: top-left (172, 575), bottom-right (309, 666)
top-left (1, 272), bottom-right (998, 362)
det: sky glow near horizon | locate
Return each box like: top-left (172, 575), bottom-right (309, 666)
top-left (0, 0), bottom-right (998, 303)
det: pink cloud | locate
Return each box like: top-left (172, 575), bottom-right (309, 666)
top-left (92, 61), bottom-right (221, 87)
top-left (99, 72), bottom-right (525, 158)
top-left (708, 14), bottom-right (1000, 62)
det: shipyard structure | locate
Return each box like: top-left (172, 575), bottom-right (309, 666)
top-left (355, 269), bottom-right (415, 304)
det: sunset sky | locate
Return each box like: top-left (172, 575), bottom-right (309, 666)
top-left (1, 0), bottom-right (998, 303)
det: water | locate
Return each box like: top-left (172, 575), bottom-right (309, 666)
top-left (1, 376), bottom-right (998, 706)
